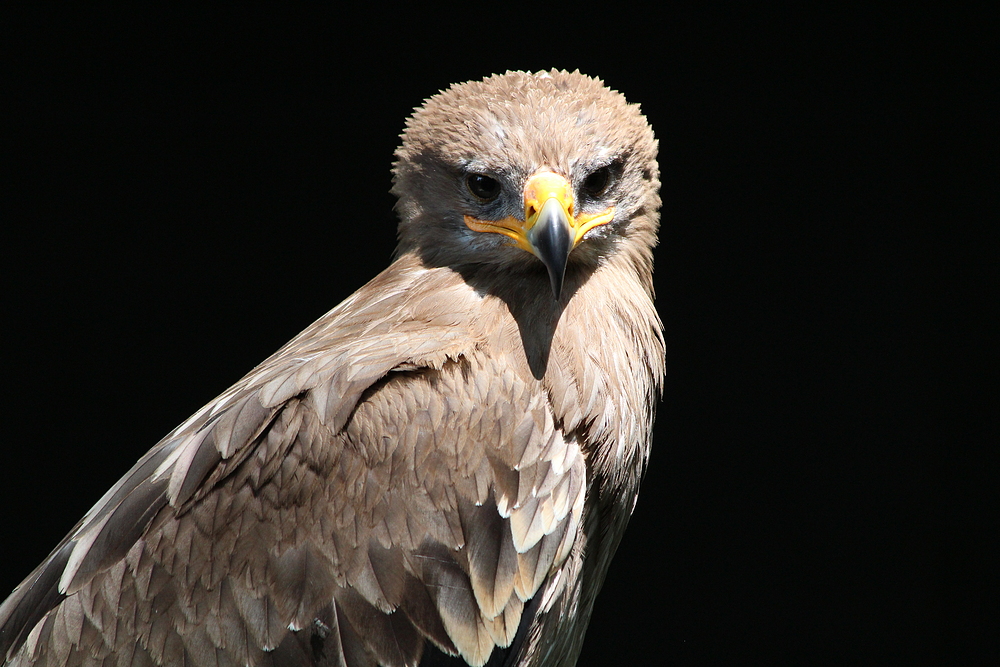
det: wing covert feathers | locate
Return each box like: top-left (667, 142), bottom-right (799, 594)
top-left (2, 270), bottom-right (588, 667)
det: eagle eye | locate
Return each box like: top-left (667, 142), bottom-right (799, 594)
top-left (466, 173), bottom-right (502, 201)
top-left (581, 165), bottom-right (614, 198)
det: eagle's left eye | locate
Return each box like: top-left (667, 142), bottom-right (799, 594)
top-left (581, 165), bottom-right (614, 198)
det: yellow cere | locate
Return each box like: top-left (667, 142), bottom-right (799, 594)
top-left (464, 171), bottom-right (615, 251)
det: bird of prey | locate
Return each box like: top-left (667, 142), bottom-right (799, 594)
top-left (0, 70), bottom-right (664, 667)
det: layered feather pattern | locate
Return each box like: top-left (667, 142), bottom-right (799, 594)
top-left (1, 70), bottom-right (663, 667)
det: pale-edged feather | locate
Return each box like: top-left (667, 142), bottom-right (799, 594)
top-left (332, 600), bottom-right (377, 667)
top-left (457, 500), bottom-right (518, 622)
top-left (398, 575), bottom-right (456, 657)
top-left (334, 589), bottom-right (421, 667)
top-left (411, 544), bottom-right (491, 666)
top-left (60, 477), bottom-right (169, 596)
top-left (271, 545), bottom-right (338, 632)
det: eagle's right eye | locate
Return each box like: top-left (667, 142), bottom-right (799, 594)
top-left (466, 173), bottom-right (502, 202)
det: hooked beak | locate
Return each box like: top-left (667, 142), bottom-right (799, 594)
top-left (463, 171), bottom-right (615, 299)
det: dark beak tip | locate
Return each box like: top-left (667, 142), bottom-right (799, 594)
top-left (531, 199), bottom-right (573, 300)
top-left (549, 270), bottom-right (565, 300)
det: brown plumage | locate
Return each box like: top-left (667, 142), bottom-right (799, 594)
top-left (0, 70), bottom-right (664, 667)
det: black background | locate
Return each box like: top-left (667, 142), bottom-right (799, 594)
top-left (2, 5), bottom-right (990, 666)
